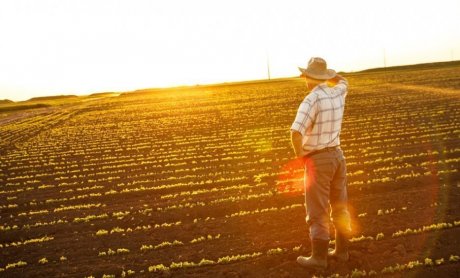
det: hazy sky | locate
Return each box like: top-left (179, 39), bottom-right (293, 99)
top-left (1, 0), bottom-right (459, 101)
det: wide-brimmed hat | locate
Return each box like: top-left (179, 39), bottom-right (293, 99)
top-left (298, 57), bottom-right (336, 80)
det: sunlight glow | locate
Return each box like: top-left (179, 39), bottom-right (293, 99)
top-left (1, 0), bottom-right (459, 101)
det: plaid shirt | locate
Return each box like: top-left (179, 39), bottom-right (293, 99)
top-left (291, 80), bottom-right (348, 153)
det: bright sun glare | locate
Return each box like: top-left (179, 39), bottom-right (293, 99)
top-left (0, 0), bottom-right (459, 101)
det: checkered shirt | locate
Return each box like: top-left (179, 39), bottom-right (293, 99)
top-left (290, 80), bottom-right (348, 153)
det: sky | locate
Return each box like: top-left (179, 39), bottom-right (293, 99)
top-left (0, 0), bottom-right (459, 101)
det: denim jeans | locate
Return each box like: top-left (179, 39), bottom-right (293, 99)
top-left (303, 148), bottom-right (351, 241)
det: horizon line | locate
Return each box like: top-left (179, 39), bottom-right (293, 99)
top-left (3, 59), bottom-right (460, 103)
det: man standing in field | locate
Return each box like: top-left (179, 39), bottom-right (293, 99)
top-left (290, 57), bottom-right (352, 270)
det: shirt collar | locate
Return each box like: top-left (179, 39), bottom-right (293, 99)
top-left (312, 82), bottom-right (328, 92)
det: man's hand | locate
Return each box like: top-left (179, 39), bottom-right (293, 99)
top-left (295, 149), bottom-right (308, 159)
top-left (328, 74), bottom-right (346, 85)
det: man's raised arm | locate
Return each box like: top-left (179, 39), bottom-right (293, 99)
top-left (329, 74), bottom-right (348, 96)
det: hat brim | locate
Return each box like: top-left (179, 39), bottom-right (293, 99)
top-left (298, 67), bottom-right (336, 80)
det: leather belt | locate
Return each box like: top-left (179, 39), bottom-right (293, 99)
top-left (304, 146), bottom-right (340, 158)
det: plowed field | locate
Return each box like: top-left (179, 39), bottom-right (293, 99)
top-left (1, 64), bottom-right (459, 277)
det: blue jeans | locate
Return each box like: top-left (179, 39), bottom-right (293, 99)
top-left (303, 148), bottom-right (351, 241)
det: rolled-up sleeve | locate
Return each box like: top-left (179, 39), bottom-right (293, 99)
top-left (290, 93), bottom-right (318, 136)
top-left (332, 79), bottom-right (348, 97)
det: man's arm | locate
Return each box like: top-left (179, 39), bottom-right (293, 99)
top-left (291, 130), bottom-right (306, 158)
top-left (328, 74), bottom-right (348, 96)
top-left (290, 93), bottom-right (318, 159)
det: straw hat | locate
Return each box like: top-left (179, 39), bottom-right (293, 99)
top-left (298, 57), bottom-right (336, 80)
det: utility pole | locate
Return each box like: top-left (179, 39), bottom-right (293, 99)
top-left (266, 51), bottom-right (271, 80)
top-left (383, 49), bottom-right (387, 68)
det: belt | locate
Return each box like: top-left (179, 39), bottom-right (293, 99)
top-left (304, 146), bottom-right (340, 158)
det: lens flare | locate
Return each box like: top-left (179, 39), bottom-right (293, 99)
top-left (276, 158), bottom-right (305, 194)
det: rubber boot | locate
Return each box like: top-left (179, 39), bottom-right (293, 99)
top-left (328, 231), bottom-right (349, 262)
top-left (297, 239), bottom-right (328, 270)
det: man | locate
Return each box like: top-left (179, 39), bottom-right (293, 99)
top-left (290, 57), bottom-right (352, 270)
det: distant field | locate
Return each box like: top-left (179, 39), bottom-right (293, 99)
top-left (0, 63), bottom-right (459, 277)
